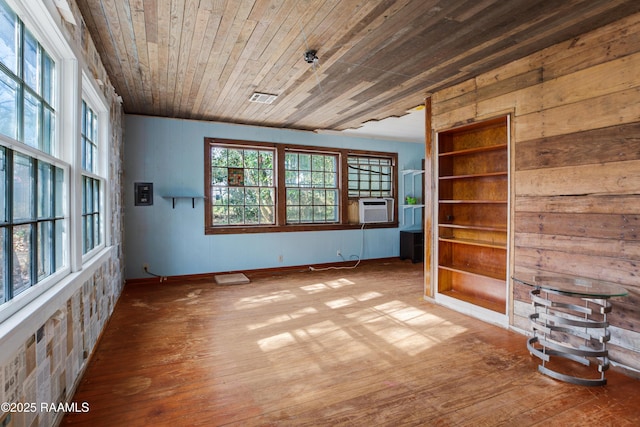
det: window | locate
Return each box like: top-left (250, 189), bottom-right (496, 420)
top-left (0, 0), bottom-right (55, 153)
top-left (347, 155), bottom-right (393, 197)
top-left (1, 148), bottom-right (64, 301)
top-left (209, 144), bottom-right (275, 226)
top-left (285, 151), bottom-right (338, 224)
top-left (0, 0), bottom-right (66, 305)
top-left (81, 101), bottom-right (102, 254)
top-left (205, 138), bottom-right (397, 234)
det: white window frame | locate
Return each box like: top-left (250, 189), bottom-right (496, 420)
top-left (80, 73), bottom-right (108, 262)
top-left (0, 0), bottom-right (76, 323)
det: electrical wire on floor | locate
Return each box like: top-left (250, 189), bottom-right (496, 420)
top-left (309, 223), bottom-right (366, 271)
top-left (144, 265), bottom-right (168, 282)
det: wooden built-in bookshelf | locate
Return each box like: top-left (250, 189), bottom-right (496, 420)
top-left (436, 117), bottom-right (508, 313)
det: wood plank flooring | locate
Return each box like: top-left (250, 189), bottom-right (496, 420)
top-left (62, 259), bottom-right (640, 426)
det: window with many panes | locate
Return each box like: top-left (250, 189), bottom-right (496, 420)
top-left (1, 148), bottom-right (64, 302)
top-left (0, 0), bottom-right (55, 153)
top-left (81, 101), bottom-right (101, 254)
top-left (205, 138), bottom-right (397, 234)
top-left (285, 151), bottom-right (339, 224)
top-left (347, 155), bottom-right (393, 197)
top-left (209, 144), bottom-right (275, 226)
top-left (0, 0), bottom-right (64, 304)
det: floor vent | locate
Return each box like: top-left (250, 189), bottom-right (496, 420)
top-left (214, 273), bottom-right (250, 285)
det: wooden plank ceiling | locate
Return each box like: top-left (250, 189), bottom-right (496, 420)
top-left (77, 0), bottom-right (640, 133)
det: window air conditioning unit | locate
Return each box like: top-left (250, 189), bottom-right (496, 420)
top-left (358, 198), bottom-right (394, 224)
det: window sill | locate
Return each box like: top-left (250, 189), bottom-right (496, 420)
top-left (0, 246), bottom-right (116, 338)
top-left (205, 221), bottom-right (399, 235)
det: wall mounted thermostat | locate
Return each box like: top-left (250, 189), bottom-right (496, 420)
top-left (134, 182), bottom-right (153, 206)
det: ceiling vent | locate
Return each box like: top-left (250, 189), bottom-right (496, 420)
top-left (249, 92), bottom-right (278, 104)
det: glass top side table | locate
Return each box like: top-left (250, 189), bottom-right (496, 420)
top-left (513, 275), bottom-right (628, 386)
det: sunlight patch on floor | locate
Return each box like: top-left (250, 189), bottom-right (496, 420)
top-left (325, 278), bottom-right (355, 288)
top-left (247, 307), bottom-right (319, 330)
top-left (300, 283), bottom-right (330, 293)
top-left (234, 290), bottom-right (297, 309)
top-left (325, 296), bottom-right (358, 309)
top-left (257, 332), bottom-right (297, 351)
top-left (355, 291), bottom-right (383, 301)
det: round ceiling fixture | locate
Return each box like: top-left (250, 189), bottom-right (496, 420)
top-left (304, 49), bottom-right (318, 64)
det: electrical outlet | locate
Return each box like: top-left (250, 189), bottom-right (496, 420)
top-left (143, 263), bottom-right (149, 272)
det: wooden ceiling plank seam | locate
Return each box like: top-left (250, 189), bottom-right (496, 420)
top-left (171, 0), bottom-right (201, 115)
top-left (166, 0), bottom-right (188, 117)
top-left (77, 2), bottom-right (130, 102)
top-left (142, 0), bottom-right (161, 113)
top-left (191, 0), bottom-right (245, 116)
top-left (156, 0), bottom-right (172, 116)
top-left (104, 0), bottom-right (142, 112)
top-left (113, 0), bottom-right (145, 113)
top-left (186, 14), bottom-right (223, 118)
top-left (214, 19), bottom-right (260, 117)
top-left (447, 0), bottom-right (496, 22)
top-left (129, 0), bottom-right (155, 114)
top-left (82, 0), bottom-right (136, 110)
top-left (142, 0), bottom-right (158, 42)
top-left (199, 0), bottom-right (214, 12)
top-left (196, 21), bottom-right (249, 117)
top-left (178, 5), bottom-right (214, 114)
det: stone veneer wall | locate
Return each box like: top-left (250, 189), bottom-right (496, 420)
top-left (0, 1), bottom-right (124, 426)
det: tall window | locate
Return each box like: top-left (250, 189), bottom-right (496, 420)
top-left (205, 138), bottom-right (397, 234)
top-left (285, 151), bottom-right (338, 224)
top-left (0, 0), bottom-right (63, 304)
top-left (81, 101), bottom-right (101, 254)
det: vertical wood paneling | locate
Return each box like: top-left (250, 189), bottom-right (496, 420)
top-left (424, 97), bottom-right (433, 297)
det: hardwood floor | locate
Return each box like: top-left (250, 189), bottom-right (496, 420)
top-left (62, 259), bottom-right (640, 426)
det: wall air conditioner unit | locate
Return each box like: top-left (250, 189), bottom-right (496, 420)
top-left (358, 198), bottom-right (394, 224)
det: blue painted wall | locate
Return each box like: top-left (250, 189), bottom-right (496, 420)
top-left (124, 115), bottom-right (425, 279)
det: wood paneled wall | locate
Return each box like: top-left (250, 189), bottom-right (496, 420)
top-left (428, 12), bottom-right (640, 372)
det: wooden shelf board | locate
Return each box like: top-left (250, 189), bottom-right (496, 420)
top-left (438, 237), bottom-right (506, 249)
top-left (439, 289), bottom-right (506, 314)
top-left (439, 171), bottom-right (507, 180)
top-left (439, 143), bottom-right (507, 157)
top-left (439, 200), bottom-right (507, 204)
top-left (438, 224), bottom-right (507, 233)
top-left (438, 264), bottom-right (506, 282)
